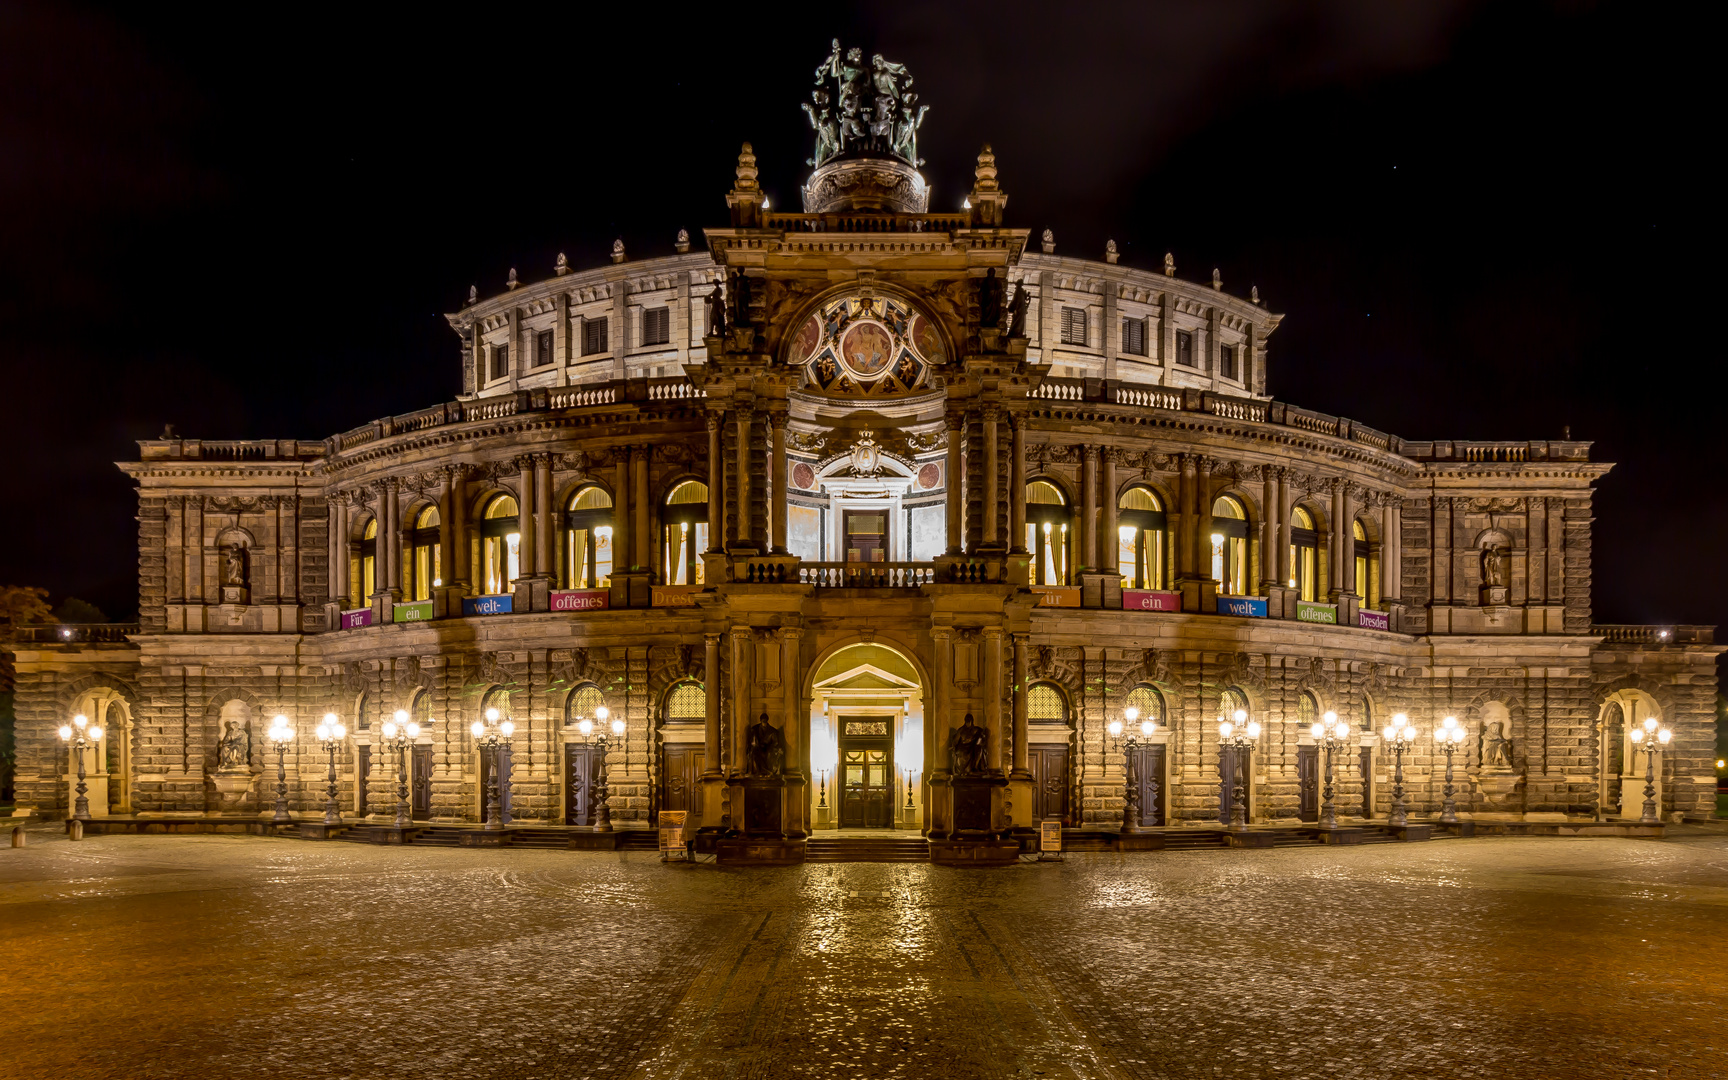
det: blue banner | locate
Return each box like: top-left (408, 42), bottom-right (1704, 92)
top-left (1218, 596), bottom-right (1268, 618)
top-left (461, 594), bottom-right (513, 616)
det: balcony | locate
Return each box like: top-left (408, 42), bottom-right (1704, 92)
top-left (14, 624), bottom-right (140, 644)
top-left (1591, 624), bottom-right (1715, 645)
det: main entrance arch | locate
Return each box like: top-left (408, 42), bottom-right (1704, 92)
top-left (807, 640), bottom-right (926, 831)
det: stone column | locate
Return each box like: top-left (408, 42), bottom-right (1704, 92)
top-left (517, 458), bottom-right (538, 580)
top-left (984, 628), bottom-right (1004, 775)
top-left (982, 408), bottom-right (1000, 546)
top-left (944, 410), bottom-right (964, 555)
top-left (1260, 467), bottom-right (1279, 592)
top-left (534, 455), bottom-right (552, 577)
top-left (1276, 468), bottom-right (1291, 585)
top-left (329, 495), bottom-right (347, 606)
top-left (632, 445), bottom-right (650, 571)
top-left (1101, 449), bottom-right (1118, 576)
top-left (1382, 497), bottom-right (1401, 602)
top-left (1330, 479), bottom-right (1349, 597)
top-left (451, 469), bottom-right (470, 588)
top-left (1080, 445), bottom-right (1099, 570)
top-left (383, 479), bottom-right (401, 593)
top-left (613, 451), bottom-right (631, 569)
top-left (780, 627), bottom-right (805, 837)
top-left (729, 627), bottom-right (752, 777)
top-left (1176, 455), bottom-right (1197, 579)
top-left (438, 474), bottom-right (454, 582)
top-left (769, 412), bottom-right (788, 554)
top-left (1009, 416), bottom-right (1026, 553)
top-left (929, 626), bottom-right (954, 837)
top-left (706, 413), bottom-right (723, 551)
top-left (280, 495), bottom-right (298, 604)
top-left (735, 410), bottom-right (753, 549)
top-left (699, 632), bottom-right (725, 831)
top-left (1011, 633), bottom-right (1030, 778)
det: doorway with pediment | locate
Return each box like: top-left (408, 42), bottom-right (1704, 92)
top-left (807, 641), bottom-right (925, 831)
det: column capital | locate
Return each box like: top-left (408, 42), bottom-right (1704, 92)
top-left (706, 411), bottom-right (723, 432)
top-left (1011, 630), bottom-right (1030, 645)
top-left (766, 410), bottom-right (788, 430)
top-left (931, 625), bottom-right (954, 642)
top-left (944, 407), bottom-right (967, 430)
top-left (704, 632), bottom-right (722, 646)
top-left (1082, 443), bottom-right (1101, 462)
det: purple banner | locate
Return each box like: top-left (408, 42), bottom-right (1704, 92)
top-left (340, 608), bottom-right (373, 629)
top-left (1358, 609), bottom-right (1391, 631)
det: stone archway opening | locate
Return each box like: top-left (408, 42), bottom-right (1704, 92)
top-left (808, 642), bottom-right (924, 831)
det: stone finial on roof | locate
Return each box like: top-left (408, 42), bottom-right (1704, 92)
top-left (735, 143), bottom-right (759, 191)
top-left (676, 229), bottom-right (690, 254)
top-left (1251, 285), bottom-right (1260, 305)
top-left (1041, 229), bottom-right (1055, 254)
top-left (555, 252), bottom-right (570, 276)
top-left (726, 142), bottom-right (766, 227)
top-left (1212, 268), bottom-right (1222, 290)
top-left (1106, 239), bottom-right (1119, 265)
top-left (611, 239), bottom-right (626, 264)
top-left (467, 284), bottom-right (478, 306)
top-left (965, 143), bottom-right (1008, 227)
top-left (1163, 252), bottom-right (1175, 277)
top-left (506, 268), bottom-right (519, 290)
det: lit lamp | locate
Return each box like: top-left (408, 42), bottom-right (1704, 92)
top-left (470, 707), bottom-right (516, 831)
top-left (1381, 713), bottom-right (1418, 827)
top-left (1308, 710), bottom-right (1355, 830)
top-left (898, 732), bottom-right (923, 823)
top-left (381, 709), bottom-right (423, 829)
top-left (56, 713), bottom-right (105, 822)
top-left (1434, 716), bottom-right (1466, 824)
top-left (314, 713), bottom-right (346, 825)
top-left (1108, 707), bottom-right (1160, 833)
top-left (574, 705), bottom-right (622, 832)
top-left (1217, 709), bottom-right (1260, 832)
top-left (1629, 716), bottom-right (1673, 826)
top-left (267, 715), bottom-right (294, 824)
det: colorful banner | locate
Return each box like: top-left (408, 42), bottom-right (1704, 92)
top-left (1218, 596), bottom-right (1268, 618)
top-left (1121, 589), bottom-right (1181, 612)
top-left (551, 589), bottom-right (610, 612)
top-left (1358, 609), bottom-right (1390, 631)
top-left (1030, 586), bottom-right (1081, 608)
top-left (462, 594), bottom-right (513, 616)
top-left (392, 599), bottom-right (433, 624)
top-left (1296, 601), bottom-right (1338, 625)
top-left (339, 607), bottom-right (373, 629)
top-left (651, 585), bottom-right (701, 608)
top-left (1039, 819), bottom-right (1062, 852)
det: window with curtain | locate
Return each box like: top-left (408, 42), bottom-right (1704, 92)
top-left (563, 485), bottom-right (613, 589)
top-left (480, 495), bottom-right (520, 596)
top-left (352, 517), bottom-right (377, 602)
top-left (1289, 505), bottom-right (1319, 602)
top-left (1117, 485), bottom-right (1167, 589)
top-left (1025, 480), bottom-right (1070, 586)
top-left (1352, 518), bottom-right (1378, 607)
top-left (408, 505), bottom-right (441, 601)
top-left (1210, 495), bottom-right (1249, 595)
top-left (662, 480), bottom-right (709, 585)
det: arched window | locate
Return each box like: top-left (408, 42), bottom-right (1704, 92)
top-left (666, 682), bottom-right (705, 720)
top-left (1118, 486), bottom-right (1168, 590)
top-left (354, 689), bottom-right (371, 731)
top-left (408, 505), bottom-right (441, 601)
top-left (1125, 684), bottom-right (1165, 724)
top-left (1353, 518), bottom-right (1378, 608)
top-left (1289, 505), bottom-right (1320, 602)
top-left (1025, 480), bottom-right (1070, 586)
top-left (1360, 696), bottom-right (1375, 733)
top-left (565, 684), bottom-right (604, 724)
top-left (480, 686), bottom-right (512, 721)
top-left (353, 517), bottom-right (378, 602)
top-left (1210, 496), bottom-right (1249, 596)
top-left (663, 480), bottom-right (709, 586)
top-left (1028, 683), bottom-right (1067, 721)
top-left (410, 688), bottom-right (433, 727)
top-left (480, 495), bottom-right (520, 595)
top-left (1297, 690), bottom-right (1318, 730)
top-left (1219, 686), bottom-right (1250, 723)
top-left (564, 485), bottom-right (613, 589)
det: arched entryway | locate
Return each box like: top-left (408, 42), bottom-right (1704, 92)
top-left (1600, 689), bottom-right (1665, 819)
top-left (808, 641), bottom-right (925, 831)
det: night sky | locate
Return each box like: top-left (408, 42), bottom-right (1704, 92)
top-left (1, 1), bottom-right (1719, 632)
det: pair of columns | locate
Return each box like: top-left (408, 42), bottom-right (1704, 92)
top-left (944, 407), bottom-right (1026, 555)
top-left (711, 408), bottom-right (788, 554)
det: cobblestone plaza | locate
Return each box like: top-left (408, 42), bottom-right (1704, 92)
top-left (3, 828), bottom-right (1724, 1079)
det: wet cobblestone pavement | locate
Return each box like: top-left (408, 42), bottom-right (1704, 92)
top-left (2, 827), bottom-right (1725, 1080)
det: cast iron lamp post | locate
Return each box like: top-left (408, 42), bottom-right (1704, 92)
top-left (1381, 713), bottom-right (1418, 826)
top-left (56, 713), bottom-right (105, 822)
top-left (1434, 716), bottom-right (1465, 824)
top-left (314, 713), bottom-right (346, 825)
top-left (575, 705), bottom-right (624, 832)
top-left (471, 707), bottom-right (515, 831)
top-left (382, 709), bottom-right (422, 829)
top-left (1629, 716), bottom-right (1673, 825)
top-left (267, 715), bottom-right (294, 823)
top-left (1309, 711), bottom-right (1355, 830)
top-left (1218, 710), bottom-right (1260, 832)
top-left (1107, 707), bottom-right (1159, 833)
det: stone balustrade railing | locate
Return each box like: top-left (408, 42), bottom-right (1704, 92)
top-left (1591, 624), bottom-right (1715, 645)
top-left (763, 211), bottom-right (973, 234)
top-left (800, 562), bottom-right (937, 587)
top-left (15, 624), bottom-right (141, 644)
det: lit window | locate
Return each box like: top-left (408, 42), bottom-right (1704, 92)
top-left (1289, 506), bottom-right (1319, 602)
top-left (1025, 480), bottom-right (1069, 585)
top-left (662, 481), bottom-right (709, 585)
top-left (353, 517), bottom-right (378, 601)
top-left (409, 505), bottom-right (441, 601)
top-left (563, 486), bottom-right (613, 589)
top-left (480, 495), bottom-right (520, 595)
top-left (1210, 496), bottom-right (1248, 595)
top-left (1117, 485), bottom-right (1167, 590)
top-left (1028, 684), bottom-right (1066, 721)
top-left (566, 685), bottom-right (604, 724)
top-left (1125, 685), bottom-right (1164, 724)
top-left (1352, 518), bottom-right (1378, 606)
top-left (667, 682), bottom-right (704, 719)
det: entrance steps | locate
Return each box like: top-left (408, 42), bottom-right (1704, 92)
top-left (806, 836), bottom-right (931, 863)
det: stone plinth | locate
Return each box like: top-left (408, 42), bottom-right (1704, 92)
top-left (209, 771), bottom-right (255, 816)
top-left (716, 837), bottom-right (805, 865)
top-left (1114, 832), bottom-right (1167, 851)
top-left (1386, 824), bottom-right (1432, 842)
top-left (929, 839), bottom-right (1021, 866)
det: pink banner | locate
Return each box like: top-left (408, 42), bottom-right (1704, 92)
top-left (1358, 609), bottom-right (1391, 631)
top-left (551, 589), bottom-right (609, 612)
top-left (1121, 590), bottom-right (1181, 612)
top-left (340, 608), bottom-right (373, 629)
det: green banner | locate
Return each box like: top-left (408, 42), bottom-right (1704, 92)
top-left (393, 599), bottom-right (434, 624)
top-left (1295, 601), bottom-right (1337, 625)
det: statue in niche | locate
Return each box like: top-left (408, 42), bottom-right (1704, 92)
top-left (745, 712), bottom-right (786, 778)
top-left (705, 285), bottom-right (726, 337)
top-left (1482, 720), bottom-right (1513, 769)
top-left (1480, 544), bottom-right (1509, 589)
top-left (217, 720), bottom-right (251, 771)
top-left (1005, 283), bottom-right (1030, 337)
top-left (949, 713), bottom-right (988, 777)
top-left (978, 269), bottom-right (1003, 329)
top-left (220, 544), bottom-right (248, 588)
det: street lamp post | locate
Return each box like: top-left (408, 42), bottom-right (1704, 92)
top-left (382, 710), bottom-right (422, 829)
top-left (1629, 716), bottom-right (1673, 826)
top-left (575, 705), bottom-right (624, 832)
top-left (1435, 716), bottom-right (1465, 824)
top-left (470, 707), bottom-right (516, 831)
top-left (1107, 706), bottom-right (1159, 834)
top-left (1218, 709), bottom-right (1260, 832)
top-left (267, 715), bottom-right (294, 824)
top-left (314, 713), bottom-right (347, 825)
top-left (56, 713), bottom-right (106, 822)
top-left (1381, 713), bottom-right (1418, 827)
top-left (1309, 711), bottom-right (1355, 830)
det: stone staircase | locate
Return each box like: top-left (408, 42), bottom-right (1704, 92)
top-left (805, 836), bottom-right (931, 863)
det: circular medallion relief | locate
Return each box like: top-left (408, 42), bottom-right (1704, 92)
top-left (791, 315), bottom-right (822, 364)
top-left (911, 314), bottom-right (945, 365)
top-left (917, 462), bottom-right (941, 490)
top-left (791, 463), bottom-right (816, 490)
top-left (839, 322), bottom-right (894, 378)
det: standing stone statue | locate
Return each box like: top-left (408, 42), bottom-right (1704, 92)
top-left (217, 720), bottom-right (251, 771)
top-left (948, 713), bottom-right (988, 777)
top-left (745, 713), bottom-right (786, 778)
top-left (706, 285), bottom-right (726, 337)
top-left (221, 544), bottom-right (247, 588)
top-left (978, 269), bottom-right (1003, 329)
top-left (1482, 720), bottom-right (1512, 769)
top-left (1005, 283), bottom-right (1030, 337)
top-left (1480, 544), bottom-right (1508, 589)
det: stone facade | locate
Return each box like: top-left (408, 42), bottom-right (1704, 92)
top-left (8, 129), bottom-right (1719, 835)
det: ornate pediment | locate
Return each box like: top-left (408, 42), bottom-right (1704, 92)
top-left (787, 292), bottom-right (947, 396)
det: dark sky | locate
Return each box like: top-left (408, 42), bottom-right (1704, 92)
top-left (1, 0), bottom-right (1720, 631)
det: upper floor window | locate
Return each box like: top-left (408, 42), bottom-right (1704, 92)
top-left (480, 495), bottom-right (520, 596)
top-left (641, 307), bottom-right (671, 347)
top-left (1122, 316), bottom-right (1147, 356)
top-left (1219, 343), bottom-right (1238, 381)
top-left (582, 316), bottom-right (609, 356)
top-left (1118, 485), bottom-right (1168, 590)
top-left (563, 485), bottom-right (613, 589)
top-left (1176, 329), bottom-right (1196, 367)
top-left (1210, 495), bottom-right (1249, 596)
top-left (1353, 518), bottom-right (1379, 607)
top-left (1026, 480), bottom-right (1070, 586)
top-left (1061, 307), bottom-right (1087, 346)
top-left (408, 505), bottom-right (441, 601)
top-left (663, 480), bottom-right (709, 586)
top-left (1290, 505), bottom-right (1320, 602)
top-left (353, 517), bottom-right (378, 602)
top-left (534, 329), bottom-right (554, 368)
top-left (489, 343), bottom-right (509, 381)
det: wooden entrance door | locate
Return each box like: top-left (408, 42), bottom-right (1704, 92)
top-left (564, 745), bottom-right (596, 826)
top-left (1129, 744), bottom-right (1166, 826)
top-left (480, 746), bottom-right (514, 824)
top-left (661, 745), bottom-right (705, 821)
top-left (839, 721), bottom-right (893, 828)
top-left (1296, 744), bottom-right (1319, 822)
top-left (410, 744), bottom-right (433, 820)
top-left (1030, 745), bottom-right (1070, 825)
top-left (356, 744), bottom-right (371, 817)
top-left (1358, 746), bottom-right (1374, 818)
top-left (1217, 746), bottom-right (1239, 824)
